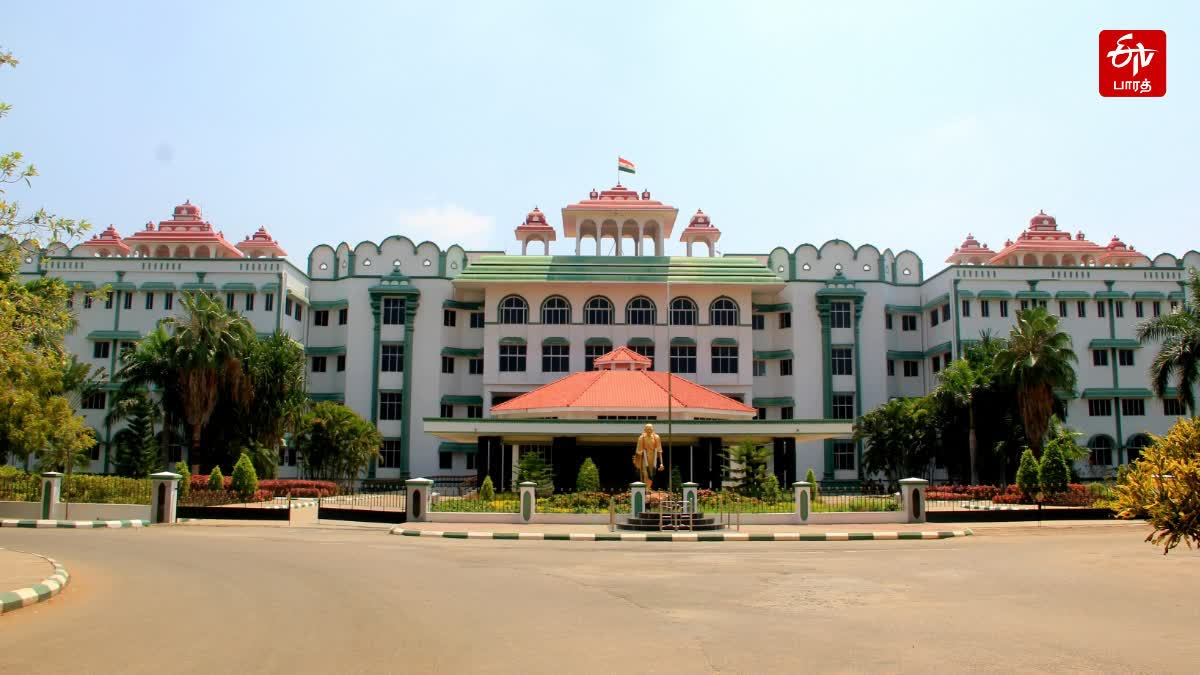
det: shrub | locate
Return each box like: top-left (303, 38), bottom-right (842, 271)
top-left (727, 441), bottom-right (771, 497)
top-left (576, 458), bottom-right (600, 493)
top-left (175, 461), bottom-right (190, 502)
top-left (231, 452), bottom-right (259, 500)
top-left (60, 475), bottom-right (153, 505)
top-left (208, 465), bottom-right (224, 491)
top-left (1117, 417), bottom-right (1200, 554)
top-left (670, 465), bottom-right (683, 494)
top-left (517, 451), bottom-right (554, 496)
top-left (1016, 449), bottom-right (1040, 501)
top-left (1039, 443), bottom-right (1071, 496)
top-left (805, 468), bottom-right (820, 502)
top-left (762, 474), bottom-right (782, 501)
top-left (256, 479), bottom-right (339, 498)
top-left (479, 475), bottom-right (495, 501)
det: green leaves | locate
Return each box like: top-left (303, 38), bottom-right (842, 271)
top-left (294, 402), bottom-right (382, 484)
top-left (994, 306), bottom-right (1078, 454)
top-left (1136, 268), bottom-right (1200, 415)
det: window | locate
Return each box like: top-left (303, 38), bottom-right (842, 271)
top-left (1089, 437), bottom-right (1114, 466)
top-left (469, 358), bottom-right (484, 375)
top-left (1171, 301), bottom-right (1180, 312)
top-left (1092, 350), bottom-right (1109, 367)
top-left (930, 308), bottom-right (939, 327)
top-left (903, 360), bottom-right (919, 377)
top-left (294, 303), bottom-right (302, 322)
top-left (441, 356), bottom-right (455, 374)
top-left (261, 293), bottom-right (270, 313)
top-left (887, 359), bottom-right (895, 376)
top-left (443, 309), bottom-right (457, 327)
top-left (670, 345), bottom-right (696, 374)
top-left (314, 310), bottom-right (329, 326)
top-left (832, 440), bottom-right (855, 471)
top-left (961, 300), bottom-right (970, 318)
top-left (499, 296), bottom-right (528, 324)
top-left (583, 297), bottom-right (613, 325)
top-left (710, 298), bottom-right (739, 326)
top-left (753, 359), bottom-right (766, 377)
top-left (999, 301), bottom-right (1009, 318)
top-left (466, 453), bottom-right (477, 470)
top-left (1097, 301), bottom-right (1106, 318)
top-left (832, 393), bottom-right (854, 420)
top-left (1121, 398), bottom-right (1145, 416)
top-left (1152, 301), bottom-right (1161, 317)
top-left (145, 293), bottom-right (155, 310)
top-left (382, 297), bottom-right (405, 325)
top-left (1118, 349), bottom-right (1135, 366)
top-left (1076, 301), bottom-right (1086, 318)
top-left (831, 302), bottom-right (851, 329)
top-left (831, 347), bottom-right (853, 376)
top-left (81, 391), bottom-right (106, 410)
top-left (780, 359), bottom-right (793, 376)
top-left (83, 294), bottom-right (93, 309)
top-left (311, 356), bottom-right (327, 373)
top-left (120, 341), bottom-right (136, 355)
top-left (626, 297), bottom-right (656, 325)
top-left (440, 404), bottom-right (454, 418)
top-left (751, 314), bottom-right (764, 330)
top-left (1088, 399), bottom-right (1113, 417)
top-left (670, 298), bottom-right (698, 326)
top-left (901, 315), bottom-right (917, 331)
top-left (628, 344), bottom-right (655, 369)
top-left (1134, 301), bottom-right (1143, 318)
top-left (1058, 301), bottom-right (1067, 318)
top-left (336, 355), bottom-right (346, 372)
top-left (781, 406), bottom-right (794, 420)
top-left (93, 341), bottom-right (110, 359)
top-left (542, 344), bottom-right (569, 372)
top-left (379, 440), bottom-right (402, 469)
top-left (245, 293), bottom-right (254, 312)
top-left (711, 345), bottom-right (738, 374)
top-left (499, 344), bottom-right (526, 372)
top-left (584, 343), bottom-right (610, 371)
top-left (541, 296), bottom-right (570, 324)
top-left (980, 301), bottom-right (990, 318)
top-left (779, 312), bottom-right (792, 329)
top-left (941, 304), bottom-right (951, 321)
top-left (379, 392), bottom-right (403, 420)
top-left (225, 293), bottom-right (234, 311)
top-left (1115, 301), bottom-right (1125, 318)
top-left (467, 405), bottom-right (483, 419)
top-left (122, 292), bottom-right (133, 310)
top-left (380, 344), bottom-right (404, 372)
top-left (105, 292), bottom-right (114, 309)
top-left (468, 312), bottom-right (484, 328)
top-left (755, 407), bottom-right (767, 420)
top-left (338, 308), bottom-right (348, 325)
top-left (931, 355), bottom-right (941, 373)
top-left (439, 452), bottom-right (453, 470)
top-left (885, 313), bottom-right (893, 330)
top-left (1164, 398), bottom-right (1185, 416)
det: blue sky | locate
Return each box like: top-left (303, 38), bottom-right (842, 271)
top-left (4, 2), bottom-right (1196, 271)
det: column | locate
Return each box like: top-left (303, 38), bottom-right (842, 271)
top-left (40, 472), bottom-right (63, 520)
top-left (405, 477), bottom-right (433, 522)
top-left (793, 481), bottom-right (812, 524)
top-left (630, 481), bottom-right (646, 517)
top-left (682, 482), bottom-right (698, 513)
top-left (899, 478), bottom-right (928, 523)
top-left (636, 223), bottom-right (644, 256)
top-left (149, 471), bottom-right (181, 524)
top-left (519, 481), bottom-right (537, 523)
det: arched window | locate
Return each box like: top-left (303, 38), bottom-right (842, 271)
top-left (498, 295), bottom-right (528, 324)
top-left (1125, 434), bottom-right (1151, 463)
top-left (670, 298), bottom-right (697, 326)
top-left (1088, 435), bottom-right (1115, 467)
top-left (583, 297), bottom-right (613, 325)
top-left (540, 296), bottom-right (571, 324)
top-left (625, 297), bottom-right (656, 325)
top-left (710, 297), bottom-right (739, 326)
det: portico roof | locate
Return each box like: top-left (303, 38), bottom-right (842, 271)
top-left (423, 417), bottom-right (853, 444)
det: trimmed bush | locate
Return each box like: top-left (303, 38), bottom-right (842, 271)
top-left (1039, 442), bottom-right (1071, 496)
top-left (175, 461), bottom-right (190, 502)
top-left (208, 465), bottom-right (223, 491)
top-left (576, 458), bottom-right (600, 493)
top-left (479, 475), bottom-right (495, 501)
top-left (1016, 448), bottom-right (1040, 501)
top-left (231, 452), bottom-right (259, 500)
top-left (805, 468), bottom-right (820, 502)
top-left (762, 474), bottom-right (782, 501)
top-left (517, 451), bottom-right (554, 495)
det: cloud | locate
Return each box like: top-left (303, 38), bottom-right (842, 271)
top-left (393, 205), bottom-right (499, 249)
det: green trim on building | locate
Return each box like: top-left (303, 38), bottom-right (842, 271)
top-left (710, 337), bottom-right (738, 346)
top-left (1094, 290), bottom-right (1129, 300)
top-left (922, 293), bottom-right (950, 310)
top-left (308, 392), bottom-right (345, 402)
top-left (955, 289), bottom-right (974, 298)
top-left (886, 350), bottom-right (924, 360)
top-left (454, 255), bottom-right (783, 285)
top-left (438, 442), bottom-right (478, 454)
top-left (541, 337), bottom-right (569, 346)
top-left (108, 282), bottom-right (136, 291)
top-left (585, 337), bottom-right (613, 346)
top-left (1015, 290), bottom-right (1051, 300)
top-left (1088, 338), bottom-right (1140, 349)
top-left (1132, 291), bottom-right (1165, 300)
top-left (499, 336), bottom-right (527, 345)
top-left (304, 345), bottom-right (347, 356)
top-left (753, 349), bottom-right (794, 359)
top-left (884, 304), bottom-right (921, 313)
top-left (752, 302), bottom-right (792, 312)
top-left (1053, 291), bottom-right (1091, 299)
top-left (441, 347), bottom-right (483, 358)
top-left (138, 281), bottom-right (176, 291)
top-left (670, 337), bottom-right (697, 346)
top-left (220, 282), bottom-right (257, 292)
top-left (440, 395), bottom-right (483, 406)
top-left (925, 341), bottom-right (953, 357)
top-left (1168, 291), bottom-right (1186, 300)
top-left (627, 337), bottom-right (655, 346)
top-left (86, 330), bottom-right (141, 341)
top-left (752, 397), bottom-right (795, 407)
top-left (976, 290), bottom-right (1012, 299)
top-left (1081, 388), bottom-right (1153, 398)
top-left (261, 282), bottom-right (280, 292)
top-left (442, 299), bottom-right (482, 310)
top-left (309, 299), bottom-right (349, 310)
top-left (180, 282), bottom-right (216, 292)
top-left (64, 280), bottom-right (97, 291)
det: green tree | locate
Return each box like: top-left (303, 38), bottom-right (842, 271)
top-left (208, 465), bottom-right (223, 491)
top-left (1039, 440), bottom-right (1071, 496)
top-left (805, 467), bottom-right (820, 502)
top-left (1116, 417), bottom-right (1200, 554)
top-left (575, 457), bottom-right (600, 492)
top-left (994, 307), bottom-right (1078, 456)
top-left (230, 452), bottom-right (259, 500)
top-left (109, 391), bottom-right (163, 477)
top-left (934, 353), bottom-right (991, 484)
top-left (479, 475), bottom-right (495, 501)
top-left (115, 325), bottom-right (185, 466)
top-left (1137, 268), bottom-right (1200, 416)
top-left (175, 461), bottom-right (191, 502)
top-left (1016, 449), bottom-right (1040, 502)
top-left (854, 397), bottom-right (935, 488)
top-left (517, 450), bottom-right (554, 495)
top-left (242, 333), bottom-right (306, 460)
top-left (726, 441), bottom-right (771, 497)
top-left (295, 402), bottom-right (382, 484)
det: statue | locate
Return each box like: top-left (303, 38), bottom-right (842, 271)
top-left (633, 423), bottom-right (664, 490)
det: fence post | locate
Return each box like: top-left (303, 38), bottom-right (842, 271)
top-left (149, 472), bottom-right (181, 524)
top-left (792, 481), bottom-right (812, 525)
top-left (405, 478), bottom-right (433, 522)
top-left (899, 478), bottom-right (929, 523)
top-left (40, 472), bottom-right (63, 520)
top-left (519, 481), bottom-right (537, 523)
top-left (681, 482), bottom-right (698, 513)
top-left (629, 481), bottom-right (646, 517)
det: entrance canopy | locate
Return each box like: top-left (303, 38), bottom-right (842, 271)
top-left (423, 417), bottom-right (853, 445)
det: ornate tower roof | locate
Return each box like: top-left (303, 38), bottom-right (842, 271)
top-left (74, 224), bottom-right (132, 257)
top-left (236, 226), bottom-right (288, 258)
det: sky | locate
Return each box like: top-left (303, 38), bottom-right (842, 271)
top-left (3, 1), bottom-right (1197, 273)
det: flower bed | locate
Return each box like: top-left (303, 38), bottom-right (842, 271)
top-left (929, 483), bottom-right (1110, 507)
top-left (188, 476), bottom-right (339, 498)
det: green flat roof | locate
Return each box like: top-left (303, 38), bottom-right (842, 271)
top-left (1089, 338), bottom-right (1140, 349)
top-left (65, 280), bottom-right (96, 290)
top-left (455, 255), bottom-right (782, 284)
top-left (925, 341), bottom-right (952, 357)
top-left (139, 281), bottom-right (176, 291)
top-left (584, 337), bottom-right (613, 346)
top-left (542, 337), bottom-right (569, 345)
top-left (441, 395), bottom-right (483, 406)
top-left (887, 350), bottom-right (924, 360)
top-left (956, 290), bottom-right (974, 298)
top-left (305, 346), bottom-right (346, 356)
top-left (922, 293), bottom-right (950, 309)
top-left (627, 337), bottom-right (655, 346)
top-left (309, 300), bottom-right (348, 310)
top-left (221, 282), bottom-right (257, 292)
top-left (884, 304), bottom-right (921, 314)
top-left (443, 299), bottom-right (482, 311)
top-left (180, 282), bottom-right (216, 292)
top-left (752, 397), bottom-right (795, 407)
top-left (711, 337), bottom-right (738, 346)
top-left (109, 282), bottom-right (135, 291)
top-left (1168, 291), bottom-right (1186, 300)
top-left (670, 337), bottom-right (697, 346)
top-left (754, 349), bottom-right (794, 359)
top-left (1132, 291), bottom-right (1165, 300)
top-left (308, 392), bottom-right (344, 402)
top-left (442, 347), bottom-right (483, 358)
top-left (752, 302), bottom-right (792, 312)
top-left (1054, 291), bottom-right (1091, 299)
top-left (87, 330), bottom-right (141, 341)
top-left (976, 290), bottom-right (1013, 299)
top-left (1094, 291), bottom-right (1130, 300)
top-left (499, 337), bottom-right (526, 345)
top-left (1082, 388), bottom-right (1153, 399)
top-left (260, 282), bottom-right (280, 291)
top-left (1015, 290), bottom-right (1051, 299)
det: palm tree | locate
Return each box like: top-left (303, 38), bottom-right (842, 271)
top-left (994, 306), bottom-right (1078, 456)
top-left (1136, 268), bottom-right (1200, 416)
top-left (854, 397), bottom-right (935, 488)
top-left (106, 389), bottom-right (164, 477)
top-left (116, 324), bottom-right (183, 465)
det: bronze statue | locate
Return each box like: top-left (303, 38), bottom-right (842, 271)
top-left (633, 423), bottom-right (664, 490)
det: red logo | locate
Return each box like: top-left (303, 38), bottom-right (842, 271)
top-left (1099, 30), bottom-right (1166, 97)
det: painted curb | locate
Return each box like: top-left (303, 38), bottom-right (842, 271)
top-left (390, 528), bottom-right (974, 542)
top-left (0, 519), bottom-right (149, 529)
top-left (0, 550), bottom-right (70, 615)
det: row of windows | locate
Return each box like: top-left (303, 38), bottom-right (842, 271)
top-left (886, 359), bottom-right (922, 377)
top-left (310, 355), bottom-right (347, 373)
top-left (751, 312), bottom-right (792, 330)
top-left (312, 307), bottom-right (350, 327)
top-left (920, 299), bottom-right (1180, 324)
top-left (1086, 398), bottom-right (1186, 417)
top-left (439, 404), bottom-right (483, 419)
top-left (497, 296), bottom-right (742, 326)
top-left (69, 290), bottom-right (284, 317)
top-left (496, 344), bottom-right (742, 373)
top-left (1092, 349), bottom-right (1136, 367)
top-left (752, 359), bottom-right (793, 377)
top-left (443, 309), bottom-right (485, 328)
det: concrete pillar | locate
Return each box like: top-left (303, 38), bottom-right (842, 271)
top-left (575, 233), bottom-right (581, 255)
top-left (793, 481), bottom-right (812, 524)
top-left (899, 478), bottom-right (929, 523)
top-left (686, 241), bottom-right (693, 257)
top-left (149, 471), bottom-right (181, 524)
top-left (630, 481), bottom-right (647, 517)
top-left (637, 223), bottom-right (644, 256)
top-left (519, 481), bottom-right (537, 523)
top-left (682, 482), bottom-right (698, 513)
top-left (406, 477), bottom-right (434, 522)
top-left (40, 472), bottom-right (62, 520)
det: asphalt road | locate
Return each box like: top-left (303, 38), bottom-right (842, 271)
top-left (1, 522), bottom-right (1196, 674)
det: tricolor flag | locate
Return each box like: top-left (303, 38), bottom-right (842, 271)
top-left (617, 157), bottom-right (636, 174)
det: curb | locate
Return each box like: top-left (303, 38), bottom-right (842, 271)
top-left (0, 550), bottom-right (70, 615)
top-left (390, 528), bottom-right (974, 542)
top-left (0, 519), bottom-right (149, 529)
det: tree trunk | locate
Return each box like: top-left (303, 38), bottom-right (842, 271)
top-left (968, 406), bottom-right (979, 485)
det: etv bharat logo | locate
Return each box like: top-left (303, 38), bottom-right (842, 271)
top-left (1100, 30), bottom-right (1166, 97)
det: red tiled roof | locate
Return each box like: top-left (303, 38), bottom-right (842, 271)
top-left (490, 369), bottom-right (755, 416)
top-left (593, 346), bottom-right (650, 366)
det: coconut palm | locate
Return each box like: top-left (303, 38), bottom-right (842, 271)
top-left (854, 397), bottom-right (935, 488)
top-left (994, 306), bottom-right (1078, 456)
top-left (1136, 267), bottom-right (1200, 416)
top-left (116, 324), bottom-right (183, 464)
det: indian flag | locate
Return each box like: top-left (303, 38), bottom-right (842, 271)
top-left (617, 157), bottom-right (636, 174)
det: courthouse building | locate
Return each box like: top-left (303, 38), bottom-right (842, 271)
top-left (12, 186), bottom-right (1199, 486)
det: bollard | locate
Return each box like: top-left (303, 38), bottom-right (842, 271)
top-left (682, 482), bottom-right (699, 514)
top-left (899, 478), bottom-right (929, 523)
top-left (519, 481), bottom-right (537, 523)
top-left (792, 481), bottom-right (812, 524)
top-left (405, 478), bottom-right (434, 522)
top-left (629, 481), bottom-right (647, 517)
top-left (149, 472), bottom-right (182, 524)
top-left (40, 472), bottom-right (63, 520)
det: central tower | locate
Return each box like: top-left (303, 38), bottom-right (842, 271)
top-left (560, 185), bottom-right (679, 256)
